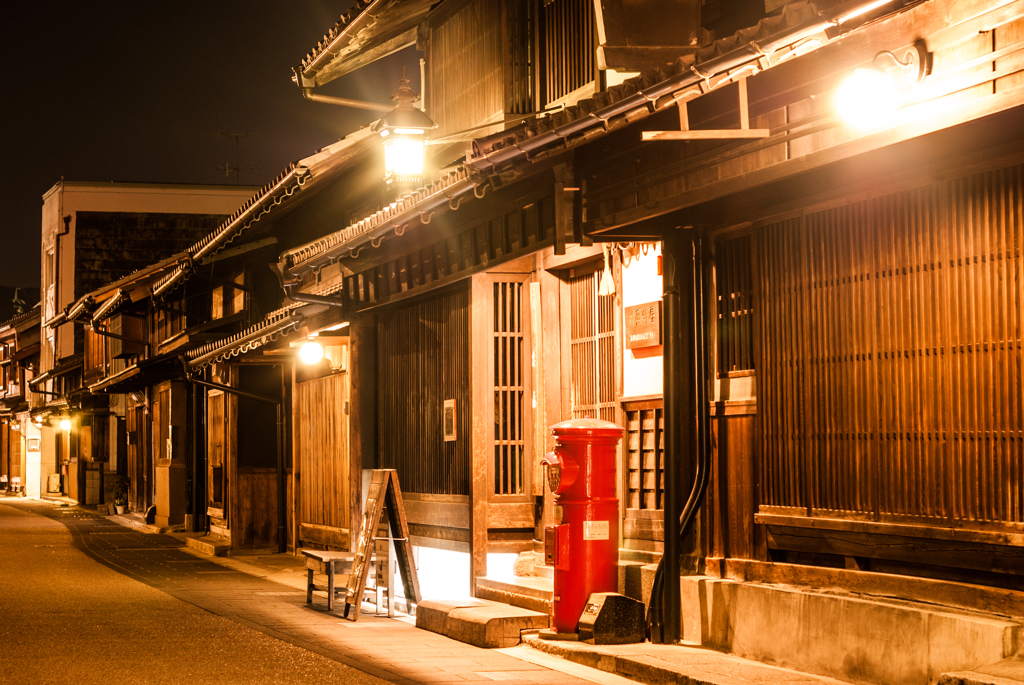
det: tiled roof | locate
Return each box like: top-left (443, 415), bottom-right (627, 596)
top-left (185, 282), bottom-right (345, 369)
top-left (281, 166), bottom-right (476, 274)
top-left (186, 305), bottom-right (304, 369)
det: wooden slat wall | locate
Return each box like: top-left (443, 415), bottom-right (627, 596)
top-left (234, 469), bottom-right (277, 550)
top-left (208, 392), bottom-right (225, 508)
top-left (503, 0), bottom-right (534, 115)
top-left (757, 163), bottom-right (1024, 531)
top-left (428, 0), bottom-right (503, 140)
top-left (378, 285), bottom-right (471, 495)
top-left (297, 373), bottom-right (349, 536)
top-left (705, 407), bottom-right (760, 562)
top-left (126, 402), bottom-right (147, 511)
top-left (716, 234), bottom-right (755, 376)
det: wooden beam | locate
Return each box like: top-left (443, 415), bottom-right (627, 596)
top-left (644, 77), bottom-right (769, 141)
top-left (642, 130), bottom-right (772, 141)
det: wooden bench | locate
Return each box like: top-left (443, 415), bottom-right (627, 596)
top-left (301, 549), bottom-right (356, 611)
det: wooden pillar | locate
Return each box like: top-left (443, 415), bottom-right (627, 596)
top-left (349, 310), bottom-right (377, 552)
top-left (470, 274), bottom-right (490, 594)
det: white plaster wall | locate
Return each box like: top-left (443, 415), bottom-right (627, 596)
top-left (23, 421), bottom-right (41, 499)
top-left (621, 244), bottom-right (663, 399)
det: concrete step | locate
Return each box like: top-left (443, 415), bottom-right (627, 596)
top-left (476, 575), bottom-right (552, 615)
top-left (940, 658), bottom-right (1024, 685)
top-left (186, 535), bottom-right (230, 557)
top-left (523, 633), bottom-right (851, 685)
top-left (417, 598), bottom-right (549, 648)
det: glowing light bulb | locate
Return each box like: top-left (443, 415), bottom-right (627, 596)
top-left (836, 67), bottom-right (900, 129)
top-left (60, 419), bottom-right (71, 431)
top-left (298, 341), bottom-right (324, 365)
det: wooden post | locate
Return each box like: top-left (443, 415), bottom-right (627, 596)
top-left (470, 274), bottom-right (490, 594)
top-left (349, 311), bottom-right (377, 553)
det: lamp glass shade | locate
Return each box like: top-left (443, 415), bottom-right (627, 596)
top-left (384, 137), bottom-right (426, 178)
top-left (59, 419), bottom-right (71, 431)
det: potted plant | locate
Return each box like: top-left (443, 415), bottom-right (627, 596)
top-left (111, 475), bottom-right (130, 515)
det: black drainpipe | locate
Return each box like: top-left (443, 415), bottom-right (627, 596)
top-left (649, 230), bottom-right (712, 644)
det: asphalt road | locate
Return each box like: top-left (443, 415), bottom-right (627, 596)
top-left (0, 498), bottom-right (390, 685)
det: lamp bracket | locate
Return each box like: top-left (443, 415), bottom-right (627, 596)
top-left (873, 41), bottom-right (929, 88)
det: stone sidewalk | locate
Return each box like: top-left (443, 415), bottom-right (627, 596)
top-left (19, 498), bottom-right (862, 685)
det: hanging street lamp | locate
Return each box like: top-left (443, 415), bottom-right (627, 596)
top-left (373, 74), bottom-right (438, 187)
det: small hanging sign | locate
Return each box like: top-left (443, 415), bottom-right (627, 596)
top-left (624, 301), bottom-right (662, 349)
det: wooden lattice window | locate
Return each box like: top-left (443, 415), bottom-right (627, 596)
top-left (494, 281), bottom-right (526, 496)
top-left (505, 0), bottom-right (535, 115)
top-left (716, 233), bottom-right (755, 376)
top-left (538, 0), bottom-right (596, 106)
top-left (624, 401), bottom-right (664, 510)
top-left (570, 266), bottom-right (616, 422)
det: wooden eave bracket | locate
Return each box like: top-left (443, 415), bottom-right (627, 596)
top-left (642, 76), bottom-right (770, 141)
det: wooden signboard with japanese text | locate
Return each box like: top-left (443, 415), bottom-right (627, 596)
top-left (341, 469), bottom-right (421, 620)
top-left (624, 301), bottom-right (662, 349)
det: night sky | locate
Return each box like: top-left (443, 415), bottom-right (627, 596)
top-left (1, 1), bottom-right (420, 291)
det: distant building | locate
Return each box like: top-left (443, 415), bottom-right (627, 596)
top-left (29, 181), bottom-right (254, 506)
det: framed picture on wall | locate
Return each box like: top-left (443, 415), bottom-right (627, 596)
top-left (27, 438), bottom-right (39, 452)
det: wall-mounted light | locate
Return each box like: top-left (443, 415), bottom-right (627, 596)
top-left (373, 74), bottom-right (437, 186)
top-left (59, 418), bottom-right (72, 431)
top-left (836, 43), bottom-right (929, 129)
top-left (298, 339), bottom-right (324, 366)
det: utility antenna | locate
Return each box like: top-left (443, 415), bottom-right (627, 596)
top-left (217, 131), bottom-right (262, 184)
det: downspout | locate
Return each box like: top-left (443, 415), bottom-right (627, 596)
top-left (179, 358), bottom-right (287, 554)
top-left (648, 231), bottom-right (712, 643)
top-left (299, 87), bottom-right (393, 113)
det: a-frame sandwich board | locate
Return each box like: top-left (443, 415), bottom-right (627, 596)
top-left (341, 469), bottom-right (421, 620)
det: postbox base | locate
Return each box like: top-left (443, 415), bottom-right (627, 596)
top-left (537, 628), bottom-right (579, 641)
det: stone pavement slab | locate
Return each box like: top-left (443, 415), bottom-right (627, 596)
top-left (418, 598), bottom-right (550, 648)
top-left (522, 635), bottom-right (852, 685)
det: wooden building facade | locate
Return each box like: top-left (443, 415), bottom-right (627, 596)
top-left (285, 0), bottom-right (1024, 614)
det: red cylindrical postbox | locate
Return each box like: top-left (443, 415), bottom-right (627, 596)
top-left (541, 417), bottom-right (624, 634)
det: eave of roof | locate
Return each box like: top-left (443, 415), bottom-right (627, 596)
top-left (185, 305), bottom-right (305, 370)
top-left (0, 303), bottom-right (42, 333)
top-left (282, 166), bottom-right (475, 275)
top-left (295, 0), bottom-right (435, 86)
top-left (186, 282), bottom-right (347, 370)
